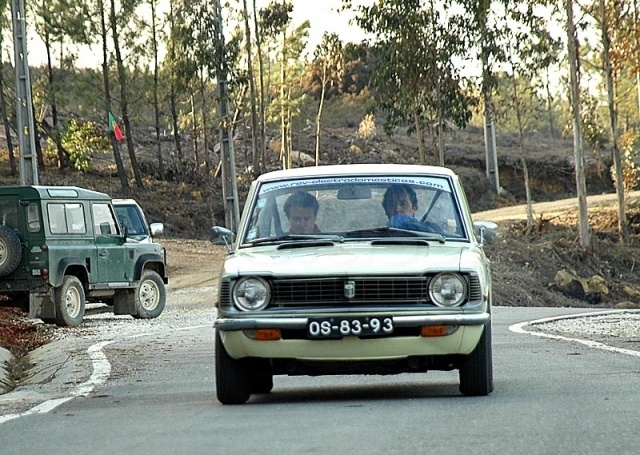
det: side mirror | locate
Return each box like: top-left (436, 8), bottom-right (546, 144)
top-left (211, 226), bottom-right (234, 251)
top-left (150, 222), bottom-right (164, 236)
top-left (473, 221), bottom-right (498, 245)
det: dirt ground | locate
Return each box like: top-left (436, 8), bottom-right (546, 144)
top-left (0, 124), bottom-right (639, 355)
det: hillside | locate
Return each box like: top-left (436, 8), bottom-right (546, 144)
top-left (0, 122), bottom-right (639, 354)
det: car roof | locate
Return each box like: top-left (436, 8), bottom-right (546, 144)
top-left (0, 185), bottom-right (111, 200)
top-left (113, 199), bottom-right (138, 205)
top-left (255, 164), bottom-right (457, 183)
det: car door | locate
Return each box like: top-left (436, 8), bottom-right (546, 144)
top-left (91, 202), bottom-right (127, 284)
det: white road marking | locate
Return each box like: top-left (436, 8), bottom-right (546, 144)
top-left (0, 324), bottom-right (211, 424)
top-left (0, 340), bottom-right (114, 424)
top-left (509, 310), bottom-right (640, 357)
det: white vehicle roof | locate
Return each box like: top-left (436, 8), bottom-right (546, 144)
top-left (256, 164), bottom-right (457, 183)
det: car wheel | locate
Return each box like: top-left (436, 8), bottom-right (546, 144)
top-left (0, 225), bottom-right (22, 277)
top-left (133, 270), bottom-right (166, 319)
top-left (215, 331), bottom-right (251, 405)
top-left (54, 276), bottom-right (86, 327)
top-left (459, 323), bottom-right (494, 396)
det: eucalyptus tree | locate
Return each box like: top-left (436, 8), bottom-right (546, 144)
top-left (565, 0), bottom-right (590, 248)
top-left (241, 0), bottom-right (260, 175)
top-left (171, 0), bottom-right (221, 171)
top-left (583, 0), bottom-right (639, 243)
top-left (351, 0), bottom-right (472, 166)
top-left (252, 0), bottom-right (267, 173)
top-left (312, 32), bottom-right (343, 166)
top-left (259, 0), bottom-right (294, 169)
top-left (499, 2), bottom-right (562, 228)
top-left (148, 0), bottom-right (165, 180)
top-left (31, 0), bottom-right (90, 169)
top-left (108, 0), bottom-right (144, 188)
top-left (164, 0), bottom-right (183, 163)
top-left (95, 0), bottom-right (129, 190)
top-left (595, 0), bottom-right (628, 243)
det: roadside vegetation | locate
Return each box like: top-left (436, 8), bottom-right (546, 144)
top-left (0, 1), bottom-right (640, 353)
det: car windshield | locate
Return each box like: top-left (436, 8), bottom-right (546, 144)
top-left (241, 175), bottom-right (467, 245)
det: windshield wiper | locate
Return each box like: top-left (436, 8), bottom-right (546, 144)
top-left (248, 233), bottom-right (343, 245)
top-left (346, 226), bottom-right (445, 243)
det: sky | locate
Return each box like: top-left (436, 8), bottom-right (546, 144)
top-left (24, 0), bottom-right (368, 68)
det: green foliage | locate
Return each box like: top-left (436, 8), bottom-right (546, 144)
top-left (46, 120), bottom-right (110, 171)
top-left (349, 0), bottom-right (473, 138)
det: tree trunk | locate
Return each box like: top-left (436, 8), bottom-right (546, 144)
top-left (44, 33), bottom-right (68, 170)
top-left (110, 0), bottom-right (143, 188)
top-left (315, 64), bottom-right (327, 166)
top-left (0, 70), bottom-right (17, 177)
top-left (151, 0), bottom-right (165, 180)
top-left (252, 0), bottom-right (267, 174)
top-left (243, 0), bottom-right (260, 176)
top-left (413, 109), bottom-right (426, 165)
top-left (99, 0), bottom-right (129, 192)
top-left (566, 0), bottom-right (590, 248)
top-left (600, 0), bottom-right (627, 244)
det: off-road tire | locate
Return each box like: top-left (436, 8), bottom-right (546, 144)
top-left (133, 270), bottom-right (166, 319)
top-left (0, 225), bottom-right (22, 277)
top-left (215, 331), bottom-right (251, 405)
top-left (54, 275), bottom-right (86, 327)
top-left (459, 323), bottom-right (494, 396)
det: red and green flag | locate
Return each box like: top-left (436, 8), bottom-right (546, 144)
top-left (108, 112), bottom-right (124, 141)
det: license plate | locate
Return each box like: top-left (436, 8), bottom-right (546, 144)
top-left (308, 316), bottom-right (394, 339)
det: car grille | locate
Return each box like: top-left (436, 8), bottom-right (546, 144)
top-left (219, 274), bottom-right (482, 308)
top-left (272, 276), bottom-right (429, 305)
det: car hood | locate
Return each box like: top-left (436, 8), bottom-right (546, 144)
top-left (223, 242), bottom-right (470, 277)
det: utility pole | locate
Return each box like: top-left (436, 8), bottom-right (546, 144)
top-left (213, 0), bottom-right (240, 231)
top-left (11, 0), bottom-right (39, 185)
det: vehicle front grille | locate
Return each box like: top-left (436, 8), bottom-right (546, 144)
top-left (219, 274), bottom-right (484, 308)
top-left (271, 276), bottom-right (429, 306)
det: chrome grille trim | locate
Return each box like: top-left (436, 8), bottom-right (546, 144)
top-left (468, 274), bottom-right (482, 301)
top-left (219, 281), bottom-right (231, 306)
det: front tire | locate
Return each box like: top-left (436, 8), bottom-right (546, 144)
top-left (54, 276), bottom-right (86, 327)
top-left (215, 331), bottom-right (251, 405)
top-left (459, 323), bottom-right (494, 396)
top-left (133, 270), bottom-right (166, 319)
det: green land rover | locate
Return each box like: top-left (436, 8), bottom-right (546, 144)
top-left (0, 186), bottom-right (168, 327)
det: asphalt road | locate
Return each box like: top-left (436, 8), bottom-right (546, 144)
top-left (1, 306), bottom-right (639, 455)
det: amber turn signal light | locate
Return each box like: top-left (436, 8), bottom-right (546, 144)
top-left (255, 329), bottom-right (281, 341)
top-left (420, 325), bottom-right (448, 337)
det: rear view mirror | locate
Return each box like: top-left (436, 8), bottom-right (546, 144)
top-left (337, 186), bottom-right (372, 200)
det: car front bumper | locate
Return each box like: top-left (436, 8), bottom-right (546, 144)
top-left (215, 312), bottom-right (490, 360)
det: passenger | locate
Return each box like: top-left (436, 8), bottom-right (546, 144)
top-left (284, 191), bottom-right (321, 234)
top-left (382, 184), bottom-right (443, 233)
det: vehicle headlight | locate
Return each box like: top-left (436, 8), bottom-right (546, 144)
top-left (429, 273), bottom-right (466, 307)
top-left (233, 277), bottom-right (271, 311)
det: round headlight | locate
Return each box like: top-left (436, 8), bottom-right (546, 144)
top-left (429, 273), bottom-right (466, 307)
top-left (233, 277), bottom-right (271, 311)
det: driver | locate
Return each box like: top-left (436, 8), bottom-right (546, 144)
top-left (382, 184), bottom-right (443, 233)
top-left (382, 184), bottom-right (420, 229)
top-left (284, 191), bottom-right (321, 234)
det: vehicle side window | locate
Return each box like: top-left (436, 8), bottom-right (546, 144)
top-left (47, 203), bottom-right (87, 234)
top-left (0, 201), bottom-right (19, 229)
top-left (92, 203), bottom-right (119, 235)
top-left (26, 203), bottom-right (41, 232)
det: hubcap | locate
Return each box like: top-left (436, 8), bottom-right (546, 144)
top-left (65, 286), bottom-right (82, 318)
top-left (139, 279), bottom-right (159, 310)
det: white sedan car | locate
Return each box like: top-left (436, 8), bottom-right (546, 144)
top-left (211, 164), bottom-right (497, 404)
